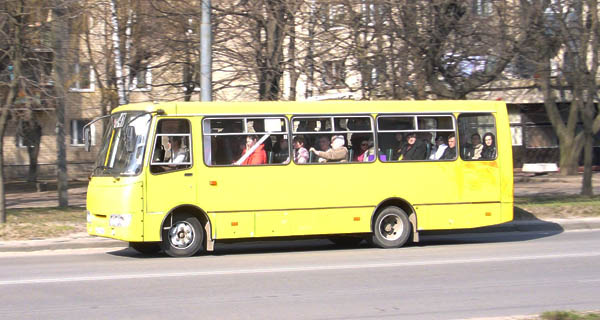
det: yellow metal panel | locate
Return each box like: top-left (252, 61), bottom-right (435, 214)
top-left (86, 177), bottom-right (144, 242)
top-left (416, 203), bottom-right (502, 230)
top-left (253, 207), bottom-right (372, 238)
top-left (500, 202), bottom-right (514, 224)
top-left (214, 212), bottom-right (255, 239)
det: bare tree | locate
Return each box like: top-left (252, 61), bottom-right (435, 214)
top-left (213, 0), bottom-right (301, 101)
top-left (0, 0), bottom-right (56, 220)
top-left (521, 0), bottom-right (600, 186)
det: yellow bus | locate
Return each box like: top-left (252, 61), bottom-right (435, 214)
top-left (84, 100), bottom-right (513, 257)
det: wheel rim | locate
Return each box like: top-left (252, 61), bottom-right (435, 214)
top-left (168, 221), bottom-right (195, 249)
top-left (378, 213), bottom-right (403, 241)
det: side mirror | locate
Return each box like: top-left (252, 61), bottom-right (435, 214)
top-left (83, 126), bottom-right (92, 152)
top-left (125, 126), bottom-right (136, 153)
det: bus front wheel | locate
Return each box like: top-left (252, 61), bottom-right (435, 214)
top-left (371, 206), bottom-right (411, 248)
top-left (162, 213), bottom-right (204, 257)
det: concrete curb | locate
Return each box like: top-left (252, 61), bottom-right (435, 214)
top-left (1, 218), bottom-right (599, 253)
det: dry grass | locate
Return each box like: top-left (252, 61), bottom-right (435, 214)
top-left (538, 310), bottom-right (600, 320)
top-left (515, 196), bottom-right (600, 219)
top-left (0, 207), bottom-right (86, 241)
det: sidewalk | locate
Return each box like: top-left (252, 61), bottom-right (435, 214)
top-left (1, 173), bottom-right (599, 253)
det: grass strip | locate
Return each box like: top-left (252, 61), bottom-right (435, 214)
top-left (540, 310), bottom-right (600, 320)
top-left (0, 207), bottom-right (86, 241)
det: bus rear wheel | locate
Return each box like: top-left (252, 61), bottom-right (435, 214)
top-left (162, 213), bottom-right (204, 257)
top-left (370, 206), bottom-right (411, 248)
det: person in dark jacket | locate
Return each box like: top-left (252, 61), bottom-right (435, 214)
top-left (481, 132), bottom-right (497, 160)
top-left (398, 133), bottom-right (427, 160)
top-left (440, 134), bottom-right (457, 160)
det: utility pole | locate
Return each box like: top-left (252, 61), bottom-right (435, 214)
top-left (200, 0), bottom-right (212, 101)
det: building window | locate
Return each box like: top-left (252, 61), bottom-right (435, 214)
top-left (473, 0), bottom-right (493, 16)
top-left (361, 57), bottom-right (385, 88)
top-left (508, 106), bottom-right (523, 146)
top-left (71, 119), bottom-right (93, 146)
top-left (322, 60), bottom-right (345, 88)
top-left (318, 3), bottom-right (347, 30)
top-left (69, 63), bottom-right (94, 92)
top-left (525, 125), bottom-right (558, 148)
top-left (16, 135), bottom-right (26, 148)
top-left (130, 67), bottom-right (152, 91)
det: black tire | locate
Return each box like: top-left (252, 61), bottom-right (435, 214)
top-left (161, 213), bottom-right (204, 257)
top-left (370, 206), bottom-right (411, 248)
top-left (129, 242), bottom-right (161, 254)
top-left (328, 236), bottom-right (364, 247)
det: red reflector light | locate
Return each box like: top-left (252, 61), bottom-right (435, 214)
top-left (485, 212), bottom-right (492, 216)
top-left (354, 217), bottom-right (360, 221)
top-left (231, 222), bottom-right (238, 226)
top-left (209, 181), bottom-right (217, 186)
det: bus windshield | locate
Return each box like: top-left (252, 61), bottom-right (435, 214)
top-left (92, 112), bottom-right (152, 177)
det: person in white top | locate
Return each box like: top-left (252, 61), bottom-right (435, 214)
top-left (429, 135), bottom-right (448, 160)
top-left (168, 136), bottom-right (188, 163)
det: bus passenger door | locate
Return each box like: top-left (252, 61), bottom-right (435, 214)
top-left (456, 113), bottom-right (502, 227)
top-left (144, 118), bottom-right (197, 242)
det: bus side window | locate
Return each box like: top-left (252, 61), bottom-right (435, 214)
top-left (150, 119), bottom-right (192, 173)
top-left (203, 117), bottom-right (288, 166)
top-left (458, 113), bottom-right (497, 161)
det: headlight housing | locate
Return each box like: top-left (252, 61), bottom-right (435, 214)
top-left (109, 214), bottom-right (132, 227)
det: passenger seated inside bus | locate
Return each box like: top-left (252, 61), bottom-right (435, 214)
top-left (481, 132), bottom-right (497, 160)
top-left (310, 135), bottom-right (331, 162)
top-left (252, 120), bottom-right (272, 152)
top-left (353, 138), bottom-right (375, 162)
top-left (309, 135), bottom-right (348, 163)
top-left (236, 135), bottom-right (267, 165)
top-left (440, 134), bottom-right (457, 160)
top-left (398, 133), bottom-right (427, 160)
top-left (292, 135), bottom-right (309, 164)
top-left (429, 135), bottom-right (448, 160)
top-left (465, 133), bottom-right (483, 160)
top-left (271, 135), bottom-right (290, 164)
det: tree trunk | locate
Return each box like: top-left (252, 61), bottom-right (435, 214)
top-left (110, 0), bottom-right (128, 106)
top-left (52, 1), bottom-right (69, 207)
top-left (558, 136), bottom-right (583, 175)
top-left (0, 92), bottom-right (15, 223)
top-left (26, 123), bottom-right (42, 182)
top-left (581, 130), bottom-right (593, 196)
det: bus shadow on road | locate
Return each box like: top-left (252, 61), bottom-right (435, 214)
top-left (108, 229), bottom-right (564, 259)
top-left (417, 207), bottom-right (564, 246)
top-left (107, 238), bottom-right (375, 258)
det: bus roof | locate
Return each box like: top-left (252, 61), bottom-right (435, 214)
top-left (112, 100), bottom-right (506, 116)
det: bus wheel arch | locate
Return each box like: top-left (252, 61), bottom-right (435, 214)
top-left (162, 205), bottom-right (214, 255)
top-left (372, 198), bottom-right (419, 245)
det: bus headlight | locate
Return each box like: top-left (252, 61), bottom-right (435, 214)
top-left (109, 214), bottom-right (132, 228)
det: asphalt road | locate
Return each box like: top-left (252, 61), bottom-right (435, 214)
top-left (0, 230), bottom-right (599, 320)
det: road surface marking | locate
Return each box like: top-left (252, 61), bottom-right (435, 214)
top-left (1, 251), bottom-right (599, 286)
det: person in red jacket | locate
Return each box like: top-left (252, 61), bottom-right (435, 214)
top-left (238, 135), bottom-right (267, 165)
